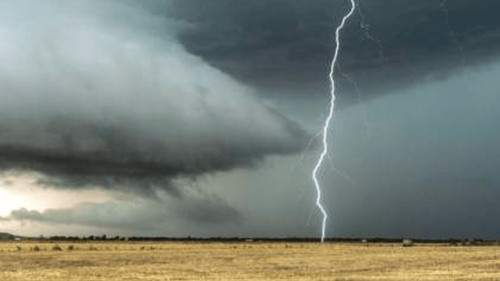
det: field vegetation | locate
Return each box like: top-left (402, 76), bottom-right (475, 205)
top-left (0, 241), bottom-right (498, 280)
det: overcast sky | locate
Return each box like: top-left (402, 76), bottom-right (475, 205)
top-left (0, 0), bottom-right (499, 239)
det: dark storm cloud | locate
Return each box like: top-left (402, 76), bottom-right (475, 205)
top-left (0, 0), bottom-right (308, 195)
top-left (165, 0), bottom-right (500, 103)
top-left (3, 0), bottom-right (499, 240)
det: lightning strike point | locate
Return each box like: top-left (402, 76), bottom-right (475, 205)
top-left (312, 0), bottom-right (356, 243)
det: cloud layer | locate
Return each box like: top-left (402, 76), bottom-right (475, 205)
top-left (5, 191), bottom-right (242, 231)
top-left (168, 0), bottom-right (500, 103)
top-left (0, 0), bottom-right (307, 195)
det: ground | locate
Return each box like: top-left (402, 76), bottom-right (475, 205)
top-left (0, 242), bottom-right (499, 280)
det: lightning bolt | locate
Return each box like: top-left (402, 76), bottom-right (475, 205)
top-left (312, 0), bottom-right (356, 243)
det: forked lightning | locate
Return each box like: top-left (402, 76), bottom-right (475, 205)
top-left (312, 0), bottom-right (356, 243)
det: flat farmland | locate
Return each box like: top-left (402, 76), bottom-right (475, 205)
top-left (0, 242), bottom-right (499, 280)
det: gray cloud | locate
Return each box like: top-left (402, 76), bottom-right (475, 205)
top-left (0, 0), bottom-right (307, 195)
top-left (166, 0), bottom-right (500, 104)
top-left (5, 191), bottom-right (242, 230)
top-left (2, 0), bottom-right (499, 240)
top-left (176, 195), bottom-right (242, 225)
top-left (320, 60), bottom-right (500, 239)
top-left (7, 205), bottom-right (167, 230)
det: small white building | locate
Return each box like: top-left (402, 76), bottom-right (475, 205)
top-left (402, 239), bottom-right (414, 247)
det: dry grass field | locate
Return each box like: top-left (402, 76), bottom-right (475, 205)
top-left (0, 241), bottom-right (499, 280)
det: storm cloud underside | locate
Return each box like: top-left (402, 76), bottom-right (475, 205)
top-left (1, 0), bottom-right (500, 239)
top-left (0, 0), bottom-right (307, 196)
top-left (168, 0), bottom-right (500, 104)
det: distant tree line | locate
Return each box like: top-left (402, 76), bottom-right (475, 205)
top-left (14, 236), bottom-right (494, 245)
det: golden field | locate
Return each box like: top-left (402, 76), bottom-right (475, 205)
top-left (0, 241), bottom-right (499, 280)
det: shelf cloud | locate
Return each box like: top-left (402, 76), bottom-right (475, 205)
top-left (0, 0), bottom-right (307, 196)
